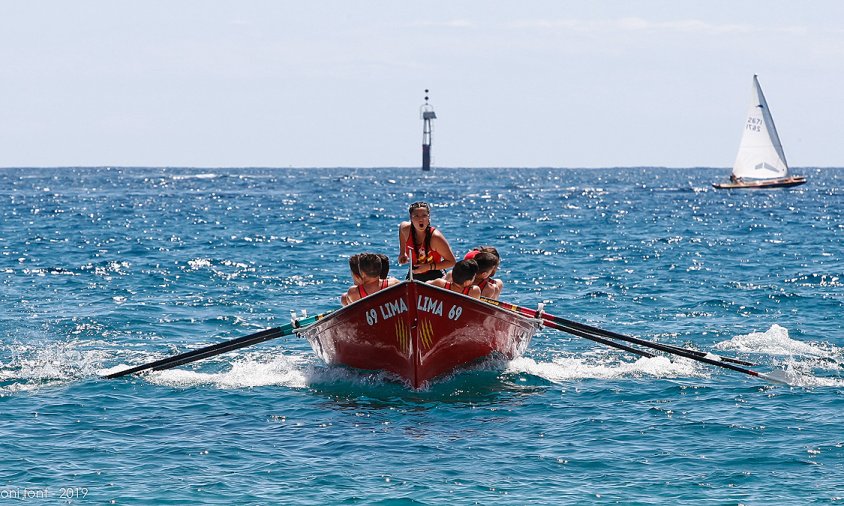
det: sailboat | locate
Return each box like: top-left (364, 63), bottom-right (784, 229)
top-left (713, 75), bottom-right (806, 189)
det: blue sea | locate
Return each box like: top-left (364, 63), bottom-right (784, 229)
top-left (1, 167), bottom-right (843, 504)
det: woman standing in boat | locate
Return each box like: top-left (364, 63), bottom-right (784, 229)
top-left (397, 201), bottom-right (456, 282)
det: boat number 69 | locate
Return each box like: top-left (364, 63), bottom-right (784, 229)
top-left (366, 309), bottom-right (378, 325)
top-left (448, 305), bottom-right (463, 320)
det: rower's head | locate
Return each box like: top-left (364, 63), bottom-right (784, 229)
top-left (357, 253), bottom-right (382, 280)
top-left (408, 201), bottom-right (431, 232)
top-left (451, 259), bottom-right (479, 287)
top-left (349, 254), bottom-right (363, 285)
top-left (478, 246), bottom-right (499, 260)
top-left (472, 252), bottom-right (498, 280)
top-left (377, 253), bottom-right (390, 279)
top-left (477, 246), bottom-right (500, 275)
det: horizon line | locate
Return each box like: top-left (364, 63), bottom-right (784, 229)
top-left (0, 165), bottom-right (839, 171)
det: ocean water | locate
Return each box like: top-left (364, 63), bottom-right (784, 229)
top-left (1, 167), bottom-right (843, 504)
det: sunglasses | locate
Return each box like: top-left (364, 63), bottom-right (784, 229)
top-left (409, 202), bottom-right (430, 215)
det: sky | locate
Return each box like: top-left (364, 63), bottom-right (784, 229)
top-left (1, 1), bottom-right (843, 168)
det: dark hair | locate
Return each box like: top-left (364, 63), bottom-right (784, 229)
top-left (408, 202), bottom-right (434, 257)
top-left (451, 259), bottom-right (478, 285)
top-left (478, 246), bottom-right (499, 262)
top-left (377, 254), bottom-right (390, 279)
top-left (473, 252), bottom-right (498, 273)
top-left (349, 254), bottom-right (361, 277)
top-left (357, 253), bottom-right (382, 278)
top-left (408, 201), bottom-right (430, 216)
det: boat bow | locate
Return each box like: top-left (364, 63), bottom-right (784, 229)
top-left (299, 281), bottom-right (539, 388)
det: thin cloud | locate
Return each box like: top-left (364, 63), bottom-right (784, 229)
top-left (511, 17), bottom-right (807, 35)
top-left (412, 19), bottom-right (477, 29)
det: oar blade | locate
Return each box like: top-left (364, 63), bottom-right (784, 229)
top-left (756, 369), bottom-right (792, 386)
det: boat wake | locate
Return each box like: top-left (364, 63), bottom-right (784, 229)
top-left (715, 324), bottom-right (844, 387)
top-left (102, 350), bottom-right (410, 391)
top-left (0, 339), bottom-right (111, 394)
top-left (139, 353), bottom-right (314, 389)
top-left (505, 354), bottom-right (703, 383)
top-left (714, 324), bottom-right (832, 357)
top-left (0, 339), bottom-right (320, 394)
top-left (504, 324), bottom-right (844, 387)
top-left (3, 324), bottom-right (843, 394)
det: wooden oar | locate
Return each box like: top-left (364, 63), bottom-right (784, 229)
top-left (542, 319), bottom-right (654, 358)
top-left (104, 310), bottom-right (332, 379)
top-left (483, 297), bottom-right (755, 366)
top-left (484, 298), bottom-right (788, 384)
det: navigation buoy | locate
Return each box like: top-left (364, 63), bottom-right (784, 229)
top-left (420, 90), bottom-right (437, 171)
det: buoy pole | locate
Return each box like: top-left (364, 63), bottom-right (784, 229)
top-left (420, 90), bottom-right (436, 171)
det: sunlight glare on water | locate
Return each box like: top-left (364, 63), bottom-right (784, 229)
top-left (1, 167), bottom-right (843, 503)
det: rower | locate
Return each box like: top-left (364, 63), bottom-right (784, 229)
top-left (349, 254), bottom-right (363, 284)
top-left (341, 253), bottom-right (398, 306)
top-left (377, 253), bottom-right (400, 285)
top-left (340, 254), bottom-right (363, 306)
top-left (474, 247), bottom-right (504, 299)
top-left (450, 247), bottom-right (503, 300)
top-left (428, 259), bottom-right (481, 299)
top-left (468, 251), bottom-right (502, 300)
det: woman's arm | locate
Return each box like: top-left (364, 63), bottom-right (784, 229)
top-left (397, 222), bottom-right (410, 264)
top-left (429, 229), bottom-right (456, 271)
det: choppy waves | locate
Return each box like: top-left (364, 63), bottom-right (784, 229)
top-left (3, 167), bottom-right (844, 504)
top-left (6, 323), bottom-right (844, 396)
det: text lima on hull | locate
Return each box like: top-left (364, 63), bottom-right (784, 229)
top-left (713, 75), bottom-right (806, 189)
top-left (299, 281), bottom-right (540, 388)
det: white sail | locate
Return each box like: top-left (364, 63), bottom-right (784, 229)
top-left (731, 75), bottom-right (789, 180)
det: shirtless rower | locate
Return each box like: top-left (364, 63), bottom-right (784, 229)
top-left (428, 259), bottom-right (481, 299)
top-left (341, 253), bottom-right (398, 306)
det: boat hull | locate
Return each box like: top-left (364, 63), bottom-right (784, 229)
top-left (299, 281), bottom-right (538, 388)
top-left (713, 175), bottom-right (807, 189)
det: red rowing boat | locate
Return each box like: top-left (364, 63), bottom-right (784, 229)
top-left (298, 280), bottom-right (540, 388)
